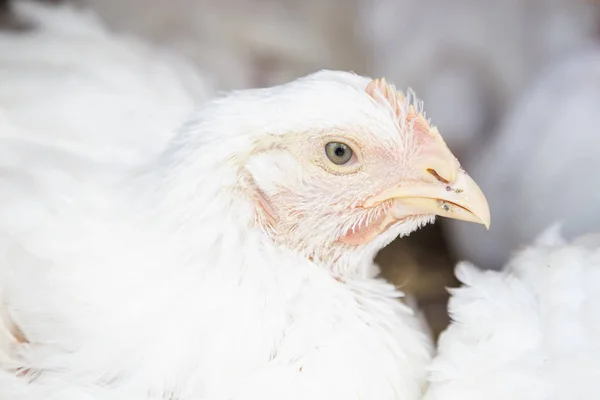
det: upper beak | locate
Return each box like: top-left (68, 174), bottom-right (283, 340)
top-left (363, 145), bottom-right (490, 228)
top-left (367, 169), bottom-right (490, 228)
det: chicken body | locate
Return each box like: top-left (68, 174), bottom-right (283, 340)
top-left (0, 157), bottom-right (431, 400)
top-left (1, 86), bottom-right (431, 399)
top-left (0, 97), bottom-right (430, 399)
top-left (425, 226), bottom-right (600, 399)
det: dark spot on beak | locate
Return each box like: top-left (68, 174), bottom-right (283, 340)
top-left (427, 168), bottom-right (450, 184)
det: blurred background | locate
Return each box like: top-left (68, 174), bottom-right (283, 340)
top-left (3, 0), bottom-right (600, 337)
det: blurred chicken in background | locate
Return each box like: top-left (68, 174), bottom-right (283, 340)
top-left (77, 0), bottom-right (366, 90)
top-left (445, 47), bottom-right (600, 269)
top-left (0, 0), bottom-right (214, 166)
top-left (357, 0), bottom-right (599, 157)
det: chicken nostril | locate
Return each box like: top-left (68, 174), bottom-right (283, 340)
top-left (427, 168), bottom-right (450, 184)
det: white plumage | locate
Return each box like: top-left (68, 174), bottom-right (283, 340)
top-left (0, 3), bottom-right (493, 399)
top-left (425, 226), bottom-right (600, 399)
top-left (445, 47), bottom-right (600, 269)
top-left (0, 1), bottom-right (214, 166)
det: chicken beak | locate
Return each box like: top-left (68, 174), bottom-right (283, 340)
top-left (360, 79), bottom-right (490, 229)
top-left (364, 169), bottom-right (491, 229)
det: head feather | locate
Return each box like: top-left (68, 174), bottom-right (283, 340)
top-left (365, 78), bottom-right (438, 140)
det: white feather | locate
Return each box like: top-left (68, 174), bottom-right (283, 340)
top-left (0, 1), bottom-right (214, 166)
top-left (425, 226), bottom-right (600, 399)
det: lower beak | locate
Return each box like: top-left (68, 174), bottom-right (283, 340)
top-left (365, 169), bottom-right (491, 228)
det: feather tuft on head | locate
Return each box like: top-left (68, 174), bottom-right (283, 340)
top-left (366, 78), bottom-right (437, 140)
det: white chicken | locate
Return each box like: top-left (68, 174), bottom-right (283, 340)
top-left (425, 226), bottom-right (600, 400)
top-left (445, 47), bottom-right (600, 269)
top-left (357, 0), bottom-right (599, 156)
top-left (0, 1), bottom-right (214, 166)
top-left (0, 3), bottom-right (491, 399)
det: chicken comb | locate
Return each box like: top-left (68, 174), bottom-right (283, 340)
top-left (366, 78), bottom-right (439, 138)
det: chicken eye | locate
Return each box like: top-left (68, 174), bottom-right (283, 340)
top-left (325, 142), bottom-right (353, 165)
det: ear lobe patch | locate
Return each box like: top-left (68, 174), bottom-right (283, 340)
top-left (253, 184), bottom-right (279, 231)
